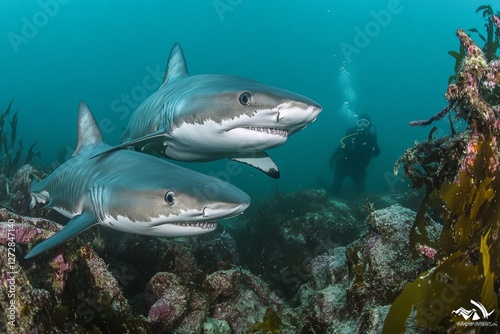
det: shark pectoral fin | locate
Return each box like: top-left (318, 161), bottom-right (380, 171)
top-left (24, 211), bottom-right (97, 259)
top-left (90, 132), bottom-right (169, 159)
top-left (231, 152), bottom-right (280, 179)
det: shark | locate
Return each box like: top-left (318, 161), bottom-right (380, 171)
top-left (97, 43), bottom-right (322, 178)
top-left (25, 101), bottom-right (250, 259)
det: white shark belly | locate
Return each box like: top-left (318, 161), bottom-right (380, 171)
top-left (165, 119), bottom-right (287, 161)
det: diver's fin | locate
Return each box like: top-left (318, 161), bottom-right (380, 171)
top-left (91, 132), bottom-right (169, 159)
top-left (24, 211), bottom-right (97, 259)
top-left (231, 152), bottom-right (280, 179)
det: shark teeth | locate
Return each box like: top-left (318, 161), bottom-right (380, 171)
top-left (244, 127), bottom-right (288, 137)
top-left (173, 222), bottom-right (218, 229)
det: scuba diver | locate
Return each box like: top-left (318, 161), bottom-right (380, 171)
top-left (329, 114), bottom-right (380, 195)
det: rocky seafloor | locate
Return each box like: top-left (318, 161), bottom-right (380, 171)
top-left (0, 164), bottom-right (441, 334)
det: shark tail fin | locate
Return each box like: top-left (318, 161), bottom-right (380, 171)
top-left (160, 43), bottom-right (188, 88)
top-left (24, 211), bottom-right (96, 259)
top-left (72, 101), bottom-right (104, 157)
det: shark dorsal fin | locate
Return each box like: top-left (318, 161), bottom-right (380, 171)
top-left (73, 101), bottom-right (104, 157)
top-left (161, 43), bottom-right (188, 87)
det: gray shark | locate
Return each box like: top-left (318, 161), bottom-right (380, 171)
top-left (25, 101), bottom-right (250, 259)
top-left (97, 43), bottom-right (322, 178)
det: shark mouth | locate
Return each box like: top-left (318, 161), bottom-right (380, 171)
top-left (172, 222), bottom-right (218, 229)
top-left (244, 127), bottom-right (288, 137)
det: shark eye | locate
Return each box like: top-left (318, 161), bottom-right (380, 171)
top-left (239, 92), bottom-right (252, 106)
top-left (165, 191), bottom-right (175, 205)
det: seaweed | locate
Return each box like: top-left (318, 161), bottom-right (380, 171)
top-left (471, 5), bottom-right (500, 63)
top-left (0, 97), bottom-right (40, 177)
top-left (389, 6), bottom-right (500, 332)
top-left (382, 248), bottom-right (485, 333)
top-left (248, 308), bottom-right (283, 334)
top-left (449, 5), bottom-right (499, 84)
top-left (388, 138), bottom-right (499, 332)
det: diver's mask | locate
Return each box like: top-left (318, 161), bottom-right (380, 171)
top-left (357, 118), bottom-right (370, 129)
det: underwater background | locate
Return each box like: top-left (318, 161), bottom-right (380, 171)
top-left (0, 0), bottom-right (489, 198)
top-left (2, 1), bottom-right (500, 333)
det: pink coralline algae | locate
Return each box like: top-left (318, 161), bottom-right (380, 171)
top-left (0, 222), bottom-right (39, 244)
top-left (492, 14), bottom-right (500, 28)
top-left (483, 61), bottom-right (500, 90)
top-left (148, 297), bottom-right (174, 322)
top-left (398, 28), bottom-right (500, 190)
top-left (416, 244), bottom-right (438, 262)
top-left (145, 272), bottom-right (190, 330)
top-left (462, 136), bottom-right (480, 173)
top-left (50, 253), bottom-right (73, 296)
top-left (15, 224), bottom-right (43, 244)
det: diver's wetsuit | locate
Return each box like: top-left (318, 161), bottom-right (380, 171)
top-left (329, 127), bottom-right (380, 194)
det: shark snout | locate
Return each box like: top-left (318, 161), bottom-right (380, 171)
top-left (272, 97), bottom-right (322, 135)
top-left (202, 192), bottom-right (250, 219)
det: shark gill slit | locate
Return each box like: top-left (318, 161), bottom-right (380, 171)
top-left (91, 184), bottom-right (107, 225)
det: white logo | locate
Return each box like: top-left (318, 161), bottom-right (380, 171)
top-left (452, 300), bottom-right (494, 321)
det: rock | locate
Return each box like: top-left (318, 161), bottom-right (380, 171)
top-left (1, 165), bottom-right (64, 222)
top-left (158, 243), bottom-right (199, 282)
top-left (0, 246), bottom-right (54, 334)
top-left (145, 272), bottom-right (190, 332)
top-left (346, 204), bottom-right (441, 312)
top-left (172, 292), bottom-right (209, 334)
top-left (297, 204), bottom-right (441, 333)
top-left (204, 269), bottom-right (241, 299)
top-left (202, 317), bottom-right (232, 334)
top-left (229, 188), bottom-right (365, 299)
top-left (0, 208), bottom-right (148, 333)
top-left (296, 246), bottom-right (353, 331)
top-left (145, 272), bottom-right (187, 308)
top-left (1, 165), bottom-right (40, 216)
top-left (308, 246), bottom-right (349, 290)
top-left (354, 305), bottom-right (390, 334)
top-left (205, 269), bottom-right (287, 334)
top-left (193, 232), bottom-right (240, 272)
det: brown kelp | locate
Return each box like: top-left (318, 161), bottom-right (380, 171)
top-left (0, 97), bottom-right (40, 177)
top-left (388, 7), bottom-right (500, 333)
